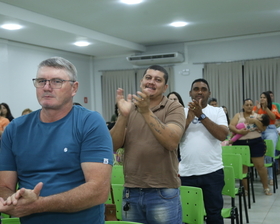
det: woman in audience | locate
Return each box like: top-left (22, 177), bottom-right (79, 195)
top-left (167, 91), bottom-right (185, 107)
top-left (0, 114), bottom-right (9, 139)
top-left (0, 103), bottom-right (14, 121)
top-left (229, 98), bottom-right (271, 195)
top-left (222, 105), bottom-right (230, 125)
top-left (167, 91), bottom-right (185, 161)
top-left (253, 91), bottom-right (280, 186)
top-left (21, 108), bottom-right (33, 115)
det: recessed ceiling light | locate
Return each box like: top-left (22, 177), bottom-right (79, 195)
top-left (74, 41), bottom-right (91, 47)
top-left (120, 0), bottom-right (143, 5)
top-left (170, 21), bottom-right (188, 27)
top-left (1, 24), bottom-right (23, 30)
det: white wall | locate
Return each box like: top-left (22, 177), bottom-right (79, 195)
top-left (0, 39), bottom-right (92, 118)
top-left (1, 33), bottom-right (280, 119)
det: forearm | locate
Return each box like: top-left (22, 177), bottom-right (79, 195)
top-left (201, 118), bottom-right (228, 141)
top-left (35, 181), bottom-right (109, 214)
top-left (0, 186), bottom-right (16, 200)
top-left (110, 115), bottom-right (127, 151)
top-left (142, 109), bottom-right (182, 151)
top-left (265, 108), bottom-right (276, 120)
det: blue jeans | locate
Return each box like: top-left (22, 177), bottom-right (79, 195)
top-left (262, 125), bottom-right (279, 179)
top-left (122, 188), bottom-right (182, 224)
top-left (180, 169), bottom-right (225, 224)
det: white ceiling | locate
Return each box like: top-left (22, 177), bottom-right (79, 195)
top-left (0, 0), bottom-right (279, 58)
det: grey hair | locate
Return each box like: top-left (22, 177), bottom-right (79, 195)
top-left (37, 57), bottom-right (77, 81)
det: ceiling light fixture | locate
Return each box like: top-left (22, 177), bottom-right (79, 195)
top-left (120, 0), bottom-right (143, 5)
top-left (1, 24), bottom-right (23, 30)
top-left (170, 21), bottom-right (188, 27)
top-left (74, 41), bottom-right (91, 47)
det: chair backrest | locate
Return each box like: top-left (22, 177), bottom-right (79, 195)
top-left (222, 166), bottom-right (236, 198)
top-left (222, 153), bottom-right (243, 180)
top-left (264, 139), bottom-right (274, 157)
top-left (105, 221), bottom-right (143, 224)
top-left (1, 218), bottom-right (21, 224)
top-left (111, 184), bottom-right (124, 220)
top-left (222, 145), bottom-right (251, 166)
top-left (111, 165), bottom-right (124, 184)
top-left (180, 186), bottom-right (205, 224)
top-left (276, 137), bottom-right (280, 152)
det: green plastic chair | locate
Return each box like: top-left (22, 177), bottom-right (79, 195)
top-left (111, 184), bottom-right (124, 221)
top-left (222, 145), bottom-right (255, 207)
top-left (1, 213), bottom-right (10, 218)
top-left (105, 221), bottom-right (143, 224)
top-left (180, 186), bottom-right (205, 224)
top-left (111, 165), bottom-right (124, 184)
top-left (1, 218), bottom-right (21, 224)
top-left (222, 153), bottom-right (248, 224)
top-left (264, 139), bottom-right (277, 192)
top-left (222, 166), bottom-right (239, 224)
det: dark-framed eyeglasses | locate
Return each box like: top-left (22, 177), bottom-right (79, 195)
top-left (32, 78), bottom-right (76, 89)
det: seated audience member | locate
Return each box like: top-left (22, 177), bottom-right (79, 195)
top-left (222, 105), bottom-right (230, 125)
top-left (0, 114), bottom-right (9, 137)
top-left (21, 108), bottom-right (33, 116)
top-left (167, 91), bottom-right (185, 161)
top-left (0, 103), bottom-right (14, 121)
top-left (167, 91), bottom-right (185, 107)
top-left (208, 97), bottom-right (218, 107)
top-left (73, 102), bottom-right (82, 106)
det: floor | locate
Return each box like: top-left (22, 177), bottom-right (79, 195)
top-left (223, 174), bottom-right (280, 224)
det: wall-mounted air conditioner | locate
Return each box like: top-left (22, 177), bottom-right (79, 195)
top-left (126, 52), bottom-right (184, 65)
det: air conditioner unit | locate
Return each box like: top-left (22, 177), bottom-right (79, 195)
top-left (126, 52), bottom-right (184, 65)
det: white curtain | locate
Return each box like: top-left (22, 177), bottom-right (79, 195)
top-left (102, 70), bottom-right (136, 121)
top-left (204, 62), bottom-right (243, 119)
top-left (244, 58), bottom-right (280, 104)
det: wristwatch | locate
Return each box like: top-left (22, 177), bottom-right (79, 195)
top-left (198, 113), bottom-right (207, 121)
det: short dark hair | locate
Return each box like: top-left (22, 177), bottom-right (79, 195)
top-left (260, 114), bottom-right (270, 126)
top-left (167, 91), bottom-right (185, 107)
top-left (143, 65), bottom-right (168, 84)
top-left (190, 78), bottom-right (210, 91)
top-left (208, 97), bottom-right (217, 104)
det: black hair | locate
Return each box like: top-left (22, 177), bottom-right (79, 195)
top-left (222, 105), bottom-right (230, 125)
top-left (190, 78), bottom-right (210, 91)
top-left (143, 65), bottom-right (168, 84)
top-left (167, 91), bottom-right (185, 107)
top-left (0, 103), bottom-right (14, 121)
top-left (73, 102), bottom-right (82, 106)
top-left (260, 114), bottom-right (270, 127)
top-left (261, 91), bottom-right (272, 110)
top-left (208, 97), bottom-right (217, 104)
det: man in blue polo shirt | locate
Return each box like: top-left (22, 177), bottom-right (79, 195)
top-left (0, 57), bottom-right (113, 224)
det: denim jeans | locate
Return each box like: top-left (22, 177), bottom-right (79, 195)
top-left (262, 125), bottom-right (279, 179)
top-left (180, 169), bottom-right (225, 224)
top-left (122, 187), bottom-right (182, 224)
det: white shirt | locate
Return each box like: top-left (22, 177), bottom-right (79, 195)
top-left (179, 105), bottom-right (228, 176)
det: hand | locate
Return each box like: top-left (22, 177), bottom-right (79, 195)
top-left (238, 128), bottom-right (250, 135)
top-left (0, 182), bottom-right (43, 217)
top-left (256, 100), bottom-right (261, 110)
top-left (188, 99), bottom-right (203, 117)
top-left (132, 89), bottom-right (150, 114)
top-left (116, 88), bottom-right (133, 117)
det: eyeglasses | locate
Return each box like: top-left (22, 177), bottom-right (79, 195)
top-left (32, 78), bottom-right (75, 89)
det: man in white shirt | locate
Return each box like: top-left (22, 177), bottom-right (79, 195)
top-left (179, 78), bottom-right (228, 224)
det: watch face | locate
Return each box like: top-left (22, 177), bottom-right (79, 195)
top-left (199, 114), bottom-right (206, 120)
